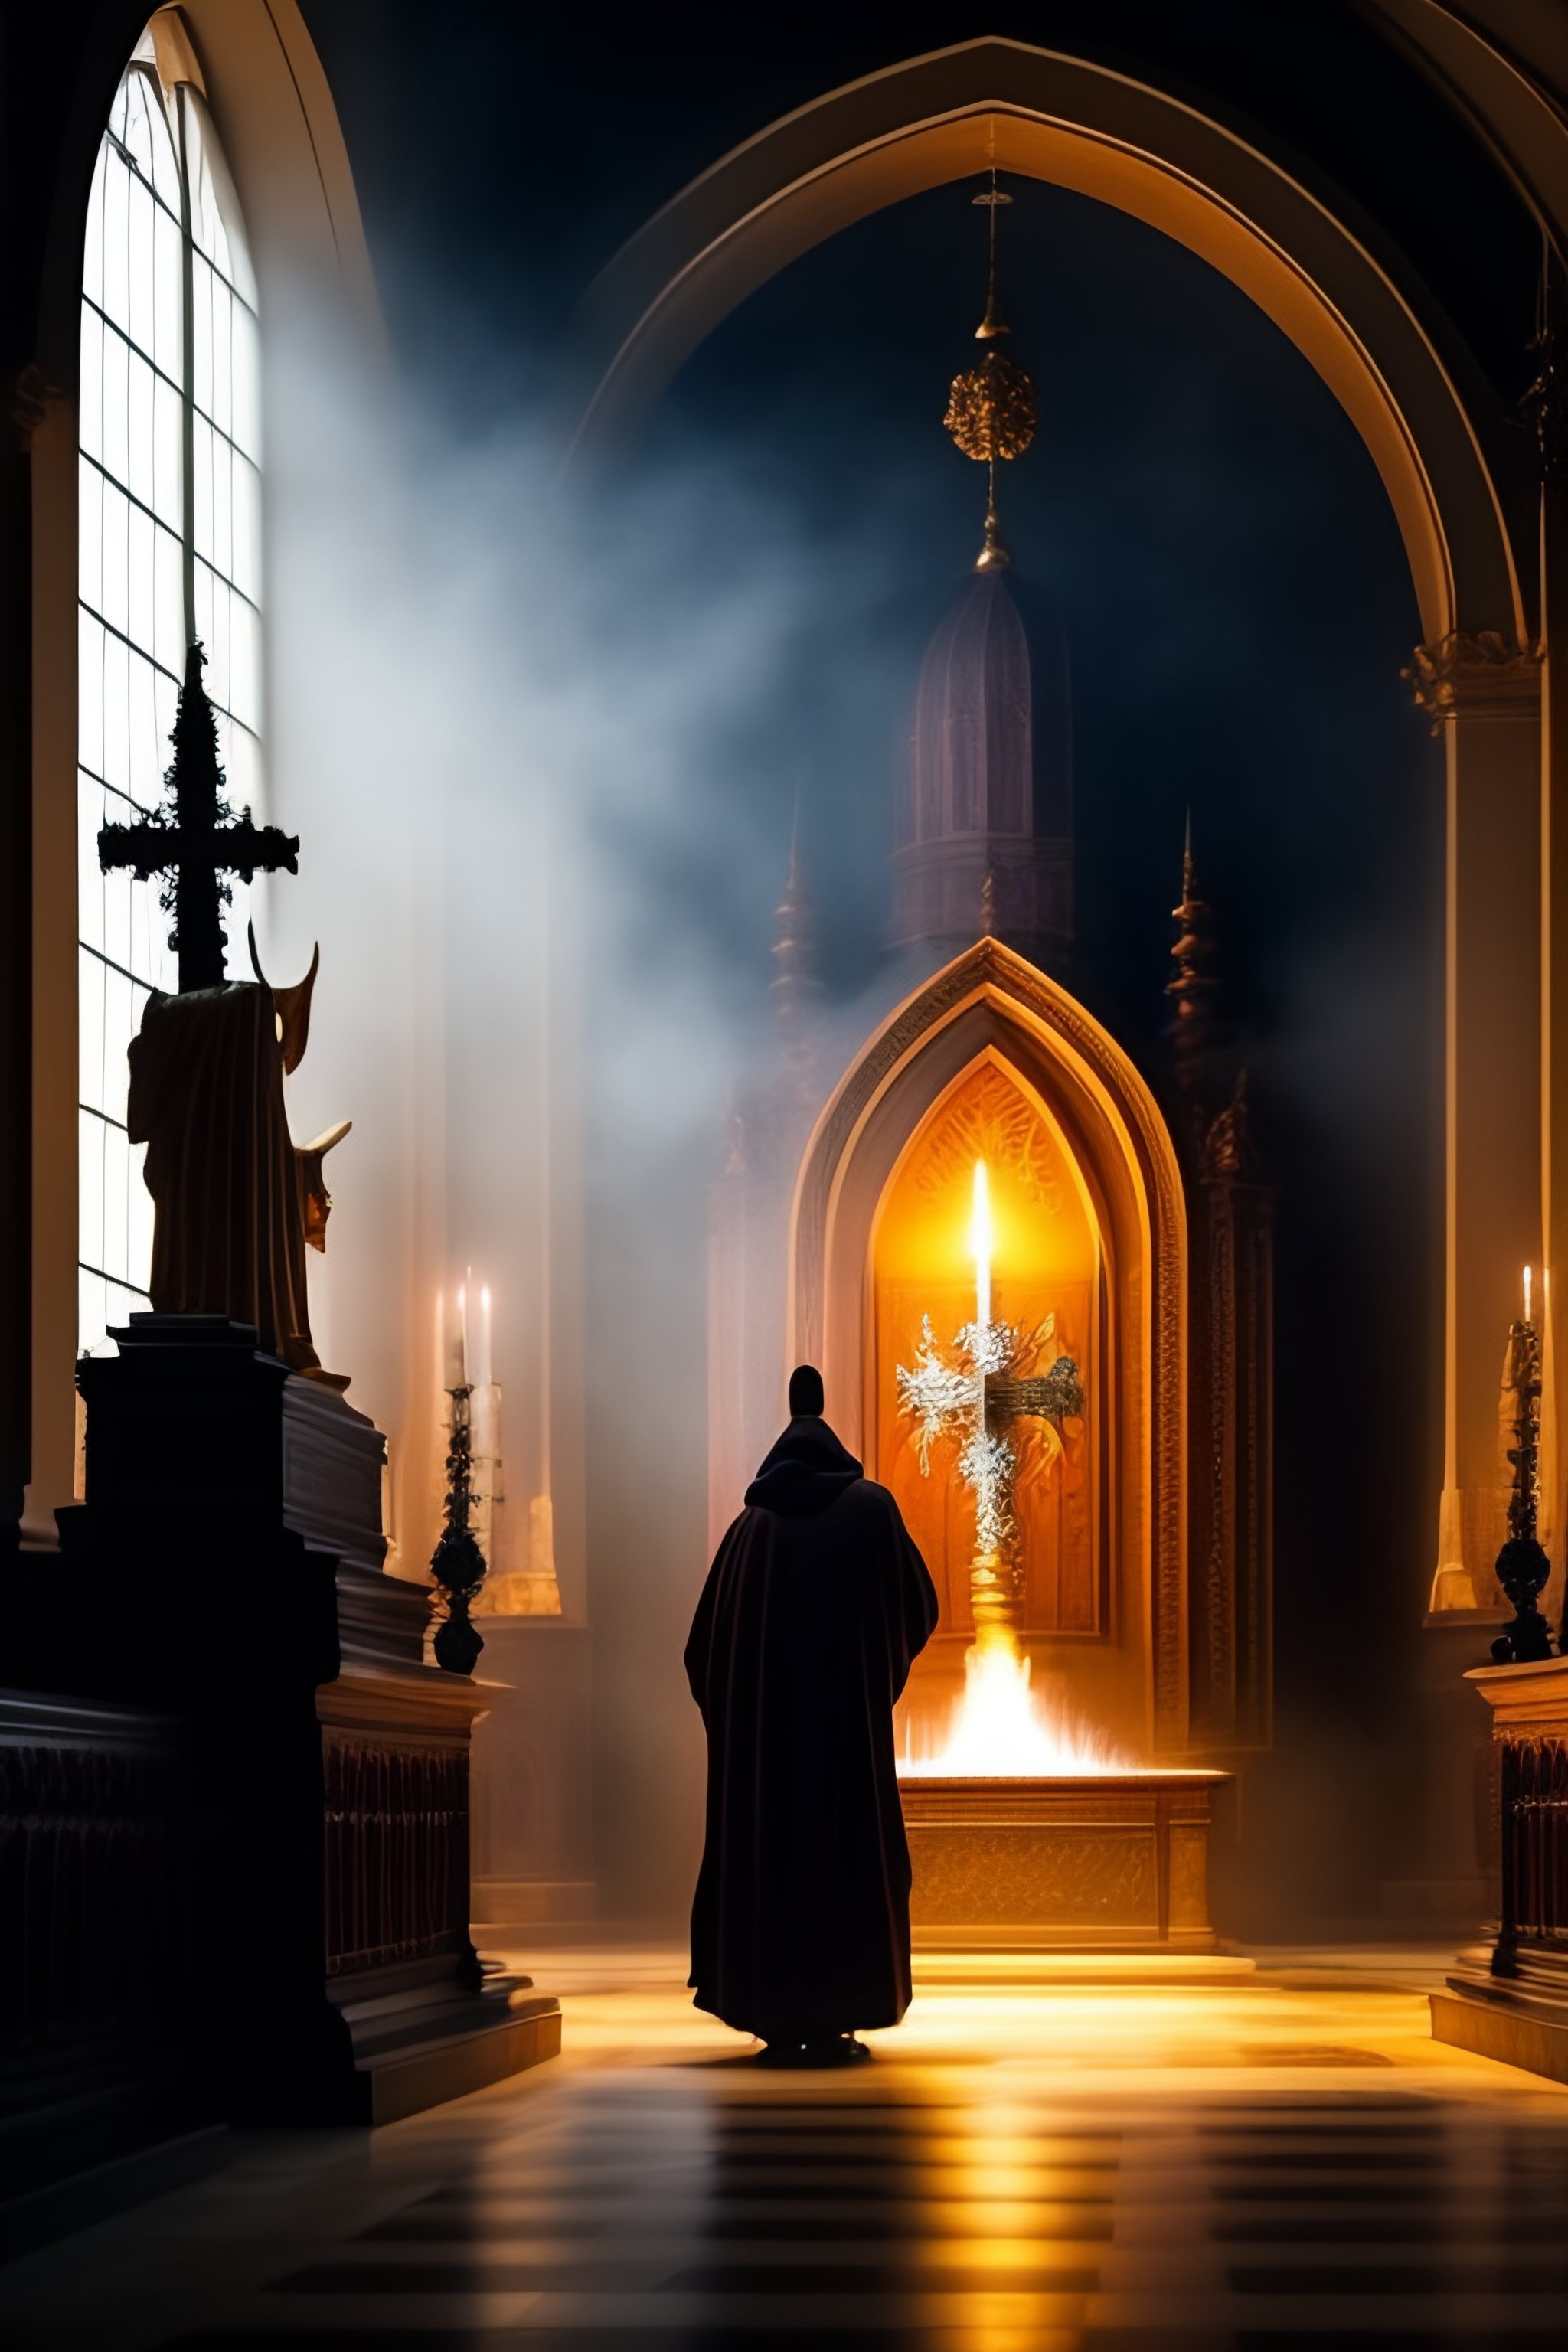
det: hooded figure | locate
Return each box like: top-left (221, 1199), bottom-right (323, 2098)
top-left (685, 1364), bottom-right (939, 2064)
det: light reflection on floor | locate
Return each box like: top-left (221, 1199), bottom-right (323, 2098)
top-left (3, 1944), bottom-right (1567, 2349)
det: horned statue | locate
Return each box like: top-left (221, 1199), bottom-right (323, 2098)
top-left (126, 926), bottom-right (351, 1385)
top-left (100, 642), bottom-right (351, 1386)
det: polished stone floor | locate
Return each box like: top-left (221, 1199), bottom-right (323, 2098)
top-left (5, 1945), bottom-right (1568, 2350)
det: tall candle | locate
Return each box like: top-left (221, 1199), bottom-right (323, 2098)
top-left (457, 1279), bottom-right (469, 1387)
top-left (1524, 1264), bottom-right (1533, 1326)
top-left (474, 1283), bottom-right (493, 1390)
top-left (971, 1160), bottom-right (993, 1331)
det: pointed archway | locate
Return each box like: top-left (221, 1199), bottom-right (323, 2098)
top-left (789, 937), bottom-right (1189, 1756)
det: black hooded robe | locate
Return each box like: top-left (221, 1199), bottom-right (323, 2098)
top-left (685, 1415), bottom-right (939, 2039)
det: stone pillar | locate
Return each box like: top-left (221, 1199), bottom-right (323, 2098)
top-left (1410, 635), bottom-right (1545, 1614)
top-left (1540, 472), bottom-right (1568, 1638)
top-left (1396, 635), bottom-right (1544, 1929)
top-left (0, 371), bottom-right (48, 1553)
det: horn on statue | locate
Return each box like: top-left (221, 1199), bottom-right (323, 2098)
top-left (297, 1119), bottom-right (353, 1253)
top-left (248, 921), bottom-right (321, 1074)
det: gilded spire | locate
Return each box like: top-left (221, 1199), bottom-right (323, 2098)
top-left (1167, 813), bottom-right (1218, 1093)
top-left (944, 173), bottom-right (1037, 573)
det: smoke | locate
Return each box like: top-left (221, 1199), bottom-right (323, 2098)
top-left (251, 143), bottom-right (1446, 1926)
top-left (253, 290), bottom-right (926, 1915)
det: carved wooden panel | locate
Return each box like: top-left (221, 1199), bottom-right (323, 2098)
top-left (902, 1775), bottom-right (1217, 1945)
top-left (322, 1733), bottom-right (469, 1976)
top-left (0, 1697), bottom-right (182, 2058)
top-left (1501, 1736), bottom-right (1568, 1945)
top-left (910, 1824), bottom-right (1156, 1927)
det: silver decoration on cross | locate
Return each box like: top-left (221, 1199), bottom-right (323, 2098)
top-left (897, 1305), bottom-right (1085, 1641)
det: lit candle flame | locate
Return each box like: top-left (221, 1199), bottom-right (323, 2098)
top-left (971, 1159), bottom-right (992, 1331)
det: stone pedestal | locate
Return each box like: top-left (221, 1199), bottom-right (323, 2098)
top-left (1430, 1655), bottom-right (1568, 2083)
top-left (470, 1617), bottom-right (594, 1938)
top-left (55, 1315), bottom-right (559, 2124)
top-left (900, 1772), bottom-right (1223, 1951)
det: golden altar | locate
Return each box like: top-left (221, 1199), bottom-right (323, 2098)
top-left (901, 1769), bottom-right (1223, 1952)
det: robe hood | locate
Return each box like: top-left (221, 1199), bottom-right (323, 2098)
top-left (744, 1415), bottom-right (864, 1519)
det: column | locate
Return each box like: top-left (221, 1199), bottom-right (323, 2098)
top-left (1413, 633), bottom-right (1545, 1613)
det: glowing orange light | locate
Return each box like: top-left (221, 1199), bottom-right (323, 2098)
top-left (902, 1638), bottom-right (1130, 1776)
top-left (971, 1158), bottom-right (992, 1328)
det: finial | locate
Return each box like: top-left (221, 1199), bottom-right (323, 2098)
top-left (980, 867), bottom-right (998, 935)
top-left (1167, 815), bottom-right (1218, 1093)
top-left (944, 169), bottom-right (1036, 570)
top-left (974, 467), bottom-right (1011, 572)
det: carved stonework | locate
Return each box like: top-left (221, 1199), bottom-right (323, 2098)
top-left (1524, 279), bottom-right (1565, 489)
top-left (1403, 632), bottom-right (1544, 733)
top-left (1202, 1073), bottom-right (1259, 1180)
top-left (901, 1772), bottom-right (1219, 1948)
top-left (913, 1060), bottom-right (1068, 1215)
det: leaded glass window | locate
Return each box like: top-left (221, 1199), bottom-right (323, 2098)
top-left (77, 34), bottom-right (263, 1354)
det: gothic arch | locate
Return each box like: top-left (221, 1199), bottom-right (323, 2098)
top-left (590, 29), bottom-right (1545, 1624)
top-left (574, 32), bottom-right (1523, 642)
top-left (789, 938), bottom-right (1190, 1754)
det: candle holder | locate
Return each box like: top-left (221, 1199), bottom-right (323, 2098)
top-left (1491, 1313), bottom-right (1556, 1664)
top-left (430, 1383), bottom-right (488, 1674)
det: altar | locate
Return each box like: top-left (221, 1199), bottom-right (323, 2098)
top-left (901, 1772), bottom-right (1222, 1952)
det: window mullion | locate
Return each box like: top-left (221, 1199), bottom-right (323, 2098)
top-left (176, 83), bottom-right (196, 652)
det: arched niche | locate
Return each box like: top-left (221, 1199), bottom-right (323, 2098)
top-left (789, 938), bottom-right (1188, 1757)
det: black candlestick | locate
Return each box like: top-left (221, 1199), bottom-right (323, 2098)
top-left (430, 1384), bottom-right (487, 1674)
top-left (1491, 1313), bottom-right (1555, 1664)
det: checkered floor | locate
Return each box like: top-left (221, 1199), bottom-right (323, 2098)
top-left (5, 1948), bottom-right (1568, 2349)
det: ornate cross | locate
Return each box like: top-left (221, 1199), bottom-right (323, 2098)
top-left (98, 641), bottom-right (299, 992)
top-left (898, 1308), bottom-right (1083, 1645)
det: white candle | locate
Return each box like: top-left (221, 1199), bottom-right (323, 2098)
top-left (1524, 1264), bottom-right (1533, 1325)
top-left (971, 1161), bottom-right (993, 1331)
top-left (457, 1278), bottom-right (469, 1387)
top-left (474, 1283), bottom-right (493, 1390)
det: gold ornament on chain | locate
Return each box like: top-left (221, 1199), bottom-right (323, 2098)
top-left (943, 175), bottom-right (1037, 570)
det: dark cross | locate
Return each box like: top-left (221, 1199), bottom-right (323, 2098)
top-left (98, 640), bottom-right (299, 992)
top-left (986, 1356), bottom-right (1086, 1436)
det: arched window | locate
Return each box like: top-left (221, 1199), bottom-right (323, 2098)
top-left (77, 28), bottom-right (263, 1355)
